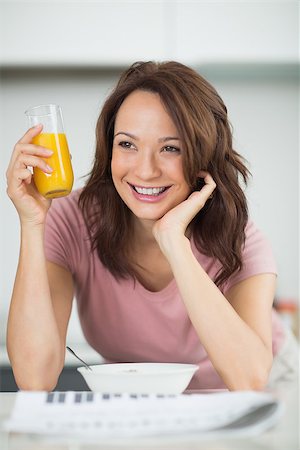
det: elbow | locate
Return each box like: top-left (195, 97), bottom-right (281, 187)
top-left (227, 364), bottom-right (271, 391)
top-left (16, 377), bottom-right (58, 392)
top-left (248, 356), bottom-right (273, 391)
top-left (9, 350), bottom-right (64, 392)
top-left (12, 361), bottom-right (63, 392)
top-left (15, 372), bottom-right (59, 392)
top-left (246, 370), bottom-right (269, 391)
top-left (228, 376), bottom-right (267, 392)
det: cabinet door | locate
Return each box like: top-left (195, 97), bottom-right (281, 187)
top-left (0, 1), bottom-right (167, 66)
top-left (175, 2), bottom-right (298, 64)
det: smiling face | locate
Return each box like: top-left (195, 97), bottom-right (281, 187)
top-left (111, 90), bottom-right (191, 223)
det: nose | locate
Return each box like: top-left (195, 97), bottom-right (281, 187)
top-left (133, 150), bottom-right (162, 181)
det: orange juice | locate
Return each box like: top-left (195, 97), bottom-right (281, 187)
top-left (32, 133), bottom-right (74, 198)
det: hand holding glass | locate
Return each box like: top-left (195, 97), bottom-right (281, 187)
top-left (25, 104), bottom-right (74, 198)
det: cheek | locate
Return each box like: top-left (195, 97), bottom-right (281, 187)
top-left (165, 159), bottom-right (187, 184)
top-left (111, 152), bottom-right (125, 181)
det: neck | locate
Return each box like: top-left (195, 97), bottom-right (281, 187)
top-left (132, 217), bottom-right (158, 248)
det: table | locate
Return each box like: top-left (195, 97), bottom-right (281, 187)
top-left (0, 386), bottom-right (298, 450)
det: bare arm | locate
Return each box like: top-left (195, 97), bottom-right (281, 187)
top-left (7, 227), bottom-right (74, 390)
top-left (6, 125), bottom-right (73, 390)
top-left (162, 237), bottom-right (275, 390)
top-left (153, 171), bottom-right (275, 390)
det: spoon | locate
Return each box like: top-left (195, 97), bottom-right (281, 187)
top-left (66, 346), bottom-right (93, 371)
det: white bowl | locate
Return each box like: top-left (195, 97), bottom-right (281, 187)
top-left (77, 362), bottom-right (199, 394)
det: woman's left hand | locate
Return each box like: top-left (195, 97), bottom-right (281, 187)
top-left (152, 171), bottom-right (216, 251)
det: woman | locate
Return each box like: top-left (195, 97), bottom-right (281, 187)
top-left (6, 61), bottom-right (293, 391)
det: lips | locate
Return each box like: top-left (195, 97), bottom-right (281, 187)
top-left (129, 183), bottom-right (171, 197)
top-left (128, 183), bottom-right (171, 202)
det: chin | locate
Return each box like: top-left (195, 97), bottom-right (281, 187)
top-left (126, 203), bottom-right (169, 221)
top-left (132, 211), bottom-right (166, 221)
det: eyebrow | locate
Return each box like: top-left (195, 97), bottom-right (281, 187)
top-left (114, 131), bottom-right (180, 143)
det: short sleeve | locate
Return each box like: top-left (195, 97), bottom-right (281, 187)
top-left (44, 191), bottom-right (83, 275)
top-left (222, 220), bottom-right (278, 293)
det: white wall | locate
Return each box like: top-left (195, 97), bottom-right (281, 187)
top-left (1, 1), bottom-right (298, 352)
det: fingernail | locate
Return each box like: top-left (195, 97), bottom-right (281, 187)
top-left (34, 123), bottom-right (42, 128)
top-left (46, 165), bottom-right (53, 172)
top-left (44, 149), bottom-right (54, 155)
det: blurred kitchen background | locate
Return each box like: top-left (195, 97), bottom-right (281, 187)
top-left (0, 0), bottom-right (299, 390)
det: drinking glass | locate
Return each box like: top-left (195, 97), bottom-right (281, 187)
top-left (25, 104), bottom-right (74, 198)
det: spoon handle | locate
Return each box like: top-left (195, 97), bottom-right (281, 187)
top-left (66, 346), bottom-right (93, 371)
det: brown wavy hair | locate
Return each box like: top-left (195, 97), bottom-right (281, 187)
top-left (79, 61), bottom-right (250, 288)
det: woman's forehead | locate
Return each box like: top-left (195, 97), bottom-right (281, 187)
top-left (114, 90), bottom-right (179, 137)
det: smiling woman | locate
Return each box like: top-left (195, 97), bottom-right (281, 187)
top-left (79, 62), bottom-right (246, 287)
top-left (6, 61), bottom-right (297, 392)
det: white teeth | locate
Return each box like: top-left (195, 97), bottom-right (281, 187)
top-left (134, 186), bottom-right (166, 196)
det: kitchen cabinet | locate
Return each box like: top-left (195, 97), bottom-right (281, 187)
top-left (175, 2), bottom-right (298, 65)
top-left (0, 1), bottom-right (167, 67)
top-left (0, 1), bottom-right (298, 68)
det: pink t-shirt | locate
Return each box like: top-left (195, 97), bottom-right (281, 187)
top-left (44, 190), bottom-right (285, 389)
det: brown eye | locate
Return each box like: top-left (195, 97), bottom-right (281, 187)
top-left (119, 141), bottom-right (134, 149)
top-left (163, 146), bottom-right (181, 153)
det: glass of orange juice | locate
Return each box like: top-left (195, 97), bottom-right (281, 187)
top-left (25, 104), bottom-right (74, 198)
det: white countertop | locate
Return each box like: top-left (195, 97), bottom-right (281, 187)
top-left (0, 385), bottom-right (298, 450)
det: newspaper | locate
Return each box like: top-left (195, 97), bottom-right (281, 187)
top-left (2, 390), bottom-right (284, 440)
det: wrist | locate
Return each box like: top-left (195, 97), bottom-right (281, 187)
top-left (158, 233), bottom-right (191, 260)
top-left (20, 222), bottom-right (46, 260)
top-left (20, 220), bottom-right (45, 236)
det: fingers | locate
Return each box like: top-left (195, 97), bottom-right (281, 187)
top-left (7, 151), bottom-right (53, 181)
top-left (180, 172), bottom-right (216, 221)
top-left (6, 126), bottom-right (53, 182)
top-left (6, 126), bottom-right (54, 221)
top-left (7, 124), bottom-right (45, 174)
top-left (19, 124), bottom-right (43, 144)
top-left (8, 156), bottom-right (52, 196)
top-left (172, 172), bottom-right (216, 226)
top-left (16, 154), bottom-right (53, 172)
top-left (194, 171), bottom-right (216, 201)
top-left (8, 144), bottom-right (53, 174)
top-left (8, 168), bottom-right (33, 193)
top-left (6, 157), bottom-right (48, 198)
